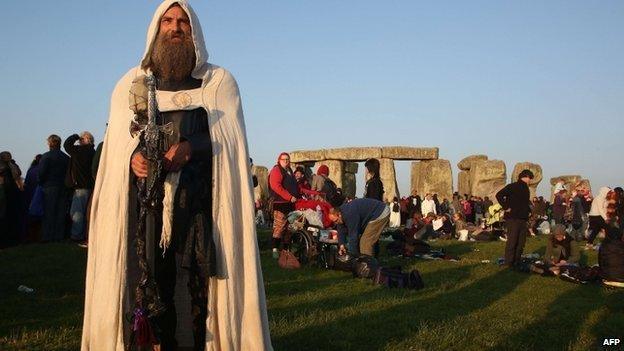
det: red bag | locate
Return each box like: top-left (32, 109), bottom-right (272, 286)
top-left (278, 250), bottom-right (301, 269)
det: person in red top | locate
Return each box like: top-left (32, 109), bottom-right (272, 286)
top-left (269, 152), bottom-right (299, 258)
top-left (294, 166), bottom-right (320, 199)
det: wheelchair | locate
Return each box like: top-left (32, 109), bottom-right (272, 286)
top-left (287, 215), bottom-right (340, 269)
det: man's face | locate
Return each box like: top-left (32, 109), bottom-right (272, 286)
top-left (294, 171), bottom-right (304, 181)
top-left (329, 213), bottom-right (342, 224)
top-left (150, 4), bottom-right (196, 81)
top-left (159, 5), bottom-right (192, 42)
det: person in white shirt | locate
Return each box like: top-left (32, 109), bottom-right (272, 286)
top-left (421, 193), bottom-right (437, 216)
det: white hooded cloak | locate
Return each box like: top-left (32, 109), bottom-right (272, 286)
top-left (81, 1), bottom-right (272, 349)
top-left (589, 186), bottom-right (611, 220)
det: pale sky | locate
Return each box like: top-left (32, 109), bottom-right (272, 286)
top-left (1, 1), bottom-right (623, 197)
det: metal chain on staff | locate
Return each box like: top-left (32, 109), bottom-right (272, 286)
top-left (128, 74), bottom-right (172, 349)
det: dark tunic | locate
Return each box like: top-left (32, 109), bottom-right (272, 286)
top-left (125, 77), bottom-right (216, 349)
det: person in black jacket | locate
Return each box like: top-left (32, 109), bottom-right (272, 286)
top-left (64, 132), bottom-right (95, 242)
top-left (363, 158), bottom-right (384, 256)
top-left (364, 158), bottom-right (384, 201)
top-left (39, 135), bottom-right (70, 242)
top-left (599, 226), bottom-right (624, 283)
top-left (496, 169), bottom-right (534, 269)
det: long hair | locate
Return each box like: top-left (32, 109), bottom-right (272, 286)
top-left (364, 158), bottom-right (380, 178)
top-left (30, 154), bottom-right (42, 168)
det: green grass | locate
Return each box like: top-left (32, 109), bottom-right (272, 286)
top-left (1, 232), bottom-right (623, 350)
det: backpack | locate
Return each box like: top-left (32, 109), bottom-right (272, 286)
top-left (321, 177), bottom-right (338, 200)
top-left (352, 255), bottom-right (379, 279)
top-left (373, 266), bottom-right (424, 290)
top-left (278, 250), bottom-right (301, 269)
top-left (323, 178), bottom-right (345, 207)
top-left (559, 266), bottom-right (601, 284)
top-left (403, 239), bottom-right (431, 257)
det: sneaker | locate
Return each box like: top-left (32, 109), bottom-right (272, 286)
top-left (272, 248), bottom-right (279, 259)
top-left (78, 242), bottom-right (88, 248)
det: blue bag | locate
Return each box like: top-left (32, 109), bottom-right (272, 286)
top-left (29, 186), bottom-right (44, 217)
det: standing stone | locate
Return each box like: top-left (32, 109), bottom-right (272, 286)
top-left (458, 155), bottom-right (488, 171)
top-left (251, 165), bottom-right (269, 203)
top-left (344, 162), bottom-right (359, 174)
top-left (458, 171), bottom-right (471, 197)
top-left (342, 173), bottom-right (356, 199)
top-left (417, 159), bottom-right (453, 201)
top-left (379, 158), bottom-right (399, 202)
top-left (511, 162), bottom-right (543, 199)
top-left (550, 175), bottom-right (582, 201)
top-left (470, 160), bottom-right (507, 202)
top-left (467, 159), bottom-right (488, 195)
top-left (410, 162), bottom-right (422, 196)
top-left (343, 162), bottom-right (358, 199)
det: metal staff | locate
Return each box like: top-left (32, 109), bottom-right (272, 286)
top-left (128, 74), bottom-right (172, 347)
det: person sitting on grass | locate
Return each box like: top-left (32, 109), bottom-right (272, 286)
top-left (412, 212), bottom-right (437, 241)
top-left (452, 212), bottom-right (484, 240)
top-left (329, 197), bottom-right (390, 257)
top-left (542, 224), bottom-right (581, 275)
top-left (433, 214), bottom-right (453, 239)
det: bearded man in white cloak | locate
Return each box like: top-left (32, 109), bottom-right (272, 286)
top-left (81, 1), bottom-right (272, 350)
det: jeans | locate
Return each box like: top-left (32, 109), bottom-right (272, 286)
top-left (42, 186), bottom-right (67, 242)
top-left (70, 188), bottom-right (91, 240)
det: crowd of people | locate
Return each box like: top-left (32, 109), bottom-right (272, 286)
top-left (263, 153), bottom-right (624, 285)
top-left (0, 132), bottom-right (102, 248)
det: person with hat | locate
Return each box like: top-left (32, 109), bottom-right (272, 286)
top-left (496, 169), bottom-right (534, 269)
top-left (544, 224), bottom-right (581, 275)
top-left (311, 165), bottom-right (329, 193)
